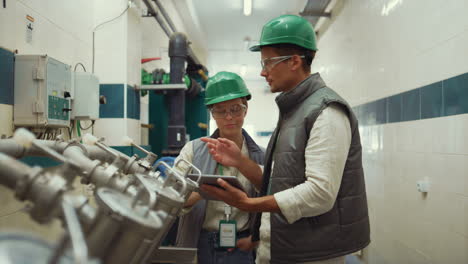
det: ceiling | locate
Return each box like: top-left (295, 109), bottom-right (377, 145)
top-left (152, 0), bottom-right (333, 81)
top-left (175, 0), bottom-right (308, 51)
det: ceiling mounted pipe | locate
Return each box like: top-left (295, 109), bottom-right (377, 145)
top-left (142, 0), bottom-right (173, 37)
top-left (142, 0), bottom-right (202, 66)
top-left (152, 0), bottom-right (177, 33)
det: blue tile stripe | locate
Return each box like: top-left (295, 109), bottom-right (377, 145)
top-left (126, 84), bottom-right (140, 120)
top-left (354, 72), bottom-right (468, 126)
top-left (0, 47), bottom-right (14, 105)
top-left (99, 84), bottom-right (124, 118)
top-left (257, 131), bottom-right (273, 137)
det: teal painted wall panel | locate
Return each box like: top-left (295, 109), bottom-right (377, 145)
top-left (185, 91), bottom-right (209, 141)
top-left (99, 84), bottom-right (124, 118)
top-left (148, 85), bottom-right (209, 157)
top-left (149, 93), bottom-right (169, 158)
top-left (127, 84), bottom-right (140, 120)
top-left (0, 48), bottom-right (14, 105)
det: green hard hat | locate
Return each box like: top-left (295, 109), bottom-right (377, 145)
top-left (250, 15), bottom-right (317, 52)
top-left (204, 72), bottom-right (251, 106)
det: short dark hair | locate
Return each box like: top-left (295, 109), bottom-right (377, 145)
top-left (241, 97), bottom-right (248, 107)
top-left (267, 43), bottom-right (316, 73)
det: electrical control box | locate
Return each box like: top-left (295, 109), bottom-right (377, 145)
top-left (14, 55), bottom-right (72, 128)
top-left (71, 72), bottom-right (99, 120)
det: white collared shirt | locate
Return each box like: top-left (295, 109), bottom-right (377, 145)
top-left (174, 139), bottom-right (252, 231)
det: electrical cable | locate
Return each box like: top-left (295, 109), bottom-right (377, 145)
top-left (92, 2), bottom-right (131, 73)
top-left (43, 128), bottom-right (48, 140)
top-left (74, 62), bottom-right (87, 72)
top-left (76, 120), bottom-right (82, 143)
top-left (68, 121), bottom-right (74, 139)
top-left (79, 120), bottom-right (95, 130)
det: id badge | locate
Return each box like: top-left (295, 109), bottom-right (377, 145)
top-left (218, 220), bottom-right (237, 248)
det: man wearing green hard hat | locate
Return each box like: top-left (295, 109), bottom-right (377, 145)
top-left (201, 15), bottom-right (370, 264)
top-left (174, 71), bottom-right (264, 264)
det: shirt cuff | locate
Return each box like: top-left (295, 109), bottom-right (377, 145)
top-left (273, 189), bottom-right (302, 224)
top-left (179, 206), bottom-right (193, 216)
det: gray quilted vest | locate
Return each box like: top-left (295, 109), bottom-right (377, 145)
top-left (175, 129), bottom-right (265, 248)
top-left (255, 73), bottom-right (370, 263)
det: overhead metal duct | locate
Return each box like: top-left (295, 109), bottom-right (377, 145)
top-left (152, 0), bottom-right (177, 34)
top-left (142, 0), bottom-right (202, 66)
top-left (300, 0), bottom-right (333, 26)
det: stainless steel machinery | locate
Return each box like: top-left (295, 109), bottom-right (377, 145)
top-left (0, 129), bottom-right (202, 264)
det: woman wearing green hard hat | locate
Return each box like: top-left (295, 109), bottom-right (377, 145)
top-left (174, 71), bottom-right (264, 264)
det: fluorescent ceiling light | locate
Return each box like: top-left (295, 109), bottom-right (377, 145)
top-left (381, 0), bottom-right (403, 16)
top-left (243, 0), bottom-right (252, 16)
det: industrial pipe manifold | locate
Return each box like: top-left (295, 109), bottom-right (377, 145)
top-left (0, 129), bottom-right (201, 264)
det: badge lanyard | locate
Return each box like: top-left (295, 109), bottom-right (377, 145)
top-left (219, 204), bottom-right (237, 248)
top-left (217, 164), bottom-right (237, 248)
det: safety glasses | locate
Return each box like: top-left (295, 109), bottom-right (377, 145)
top-left (260, 55), bottom-right (305, 72)
top-left (210, 104), bottom-right (247, 119)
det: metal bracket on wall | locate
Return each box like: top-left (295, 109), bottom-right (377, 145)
top-left (140, 84), bottom-right (187, 90)
top-left (3, 0), bottom-right (6, 8)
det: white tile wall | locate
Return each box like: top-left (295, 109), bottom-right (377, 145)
top-left (126, 118), bottom-right (141, 145)
top-left (127, 7), bottom-right (142, 87)
top-left (140, 93), bottom-right (149, 124)
top-left (314, 0), bottom-right (468, 263)
top-left (0, 2), bottom-right (17, 49)
top-left (92, 12), bottom-right (127, 82)
top-left (12, 0), bottom-right (93, 69)
top-left (244, 80), bottom-right (279, 148)
top-left (92, 118), bottom-right (141, 145)
top-left (94, 118), bottom-right (125, 145)
top-left (91, 0), bottom-right (144, 144)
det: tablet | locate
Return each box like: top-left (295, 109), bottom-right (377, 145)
top-left (187, 174), bottom-right (245, 200)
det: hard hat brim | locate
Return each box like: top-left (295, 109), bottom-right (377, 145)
top-left (205, 93), bottom-right (251, 106)
top-left (249, 44), bottom-right (261, 52)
